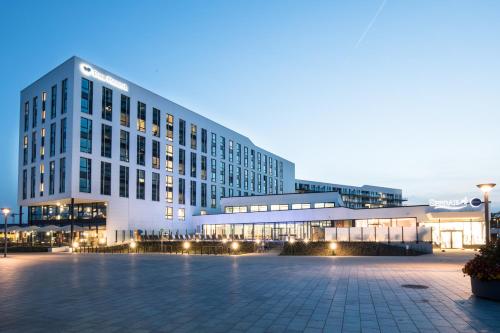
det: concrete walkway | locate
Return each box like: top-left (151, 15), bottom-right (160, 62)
top-left (0, 252), bottom-right (498, 332)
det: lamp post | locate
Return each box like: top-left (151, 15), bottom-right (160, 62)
top-left (477, 183), bottom-right (496, 244)
top-left (2, 208), bottom-right (11, 258)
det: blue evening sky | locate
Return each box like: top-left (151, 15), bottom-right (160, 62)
top-left (0, 0), bottom-right (498, 211)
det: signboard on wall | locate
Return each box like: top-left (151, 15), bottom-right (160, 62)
top-left (429, 197), bottom-right (482, 210)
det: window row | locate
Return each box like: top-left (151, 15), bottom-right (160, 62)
top-left (224, 202), bottom-right (335, 214)
top-left (23, 119), bottom-right (67, 166)
top-left (21, 158), bottom-right (66, 200)
top-left (23, 79), bottom-right (67, 132)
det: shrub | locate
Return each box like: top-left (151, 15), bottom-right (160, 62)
top-left (463, 240), bottom-right (500, 281)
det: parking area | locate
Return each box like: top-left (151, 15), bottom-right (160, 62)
top-left (1, 252), bottom-right (499, 332)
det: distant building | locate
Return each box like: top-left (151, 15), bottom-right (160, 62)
top-left (295, 179), bottom-right (405, 208)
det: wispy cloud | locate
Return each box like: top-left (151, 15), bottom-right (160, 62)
top-left (355, 0), bottom-right (387, 48)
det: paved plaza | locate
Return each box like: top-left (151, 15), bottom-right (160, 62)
top-left (1, 252), bottom-right (500, 333)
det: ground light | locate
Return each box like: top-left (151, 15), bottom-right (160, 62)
top-left (129, 240), bottom-right (137, 250)
top-left (254, 239), bottom-right (261, 245)
top-left (289, 238), bottom-right (295, 244)
top-left (2, 207), bottom-right (10, 258)
top-left (231, 242), bottom-right (239, 250)
top-left (477, 183), bottom-right (496, 243)
top-left (72, 241), bottom-right (79, 249)
top-left (329, 242), bottom-right (338, 250)
top-left (303, 238), bottom-right (309, 244)
top-left (183, 241), bottom-right (190, 250)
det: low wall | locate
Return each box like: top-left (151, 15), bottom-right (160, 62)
top-left (281, 241), bottom-right (431, 256)
top-left (74, 240), bottom-right (257, 255)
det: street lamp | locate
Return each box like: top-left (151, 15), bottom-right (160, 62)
top-left (477, 183), bottom-right (496, 244)
top-left (2, 207), bottom-right (11, 258)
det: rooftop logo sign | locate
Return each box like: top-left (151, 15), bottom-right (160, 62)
top-left (79, 63), bottom-right (128, 92)
top-left (429, 197), bottom-right (482, 210)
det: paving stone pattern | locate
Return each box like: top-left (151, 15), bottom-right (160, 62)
top-left (1, 252), bottom-right (499, 332)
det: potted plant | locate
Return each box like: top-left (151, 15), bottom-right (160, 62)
top-left (462, 240), bottom-right (500, 301)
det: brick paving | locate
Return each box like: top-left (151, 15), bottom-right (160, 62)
top-left (1, 252), bottom-right (499, 332)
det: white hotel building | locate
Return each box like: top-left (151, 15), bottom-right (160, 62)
top-left (17, 56), bottom-right (486, 248)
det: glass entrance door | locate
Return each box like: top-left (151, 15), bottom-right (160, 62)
top-left (441, 231), bottom-right (463, 249)
top-left (451, 231), bottom-right (463, 249)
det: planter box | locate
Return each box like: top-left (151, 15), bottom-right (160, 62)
top-left (471, 277), bottom-right (500, 301)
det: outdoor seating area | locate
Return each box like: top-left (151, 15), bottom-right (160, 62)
top-left (0, 225), bottom-right (106, 248)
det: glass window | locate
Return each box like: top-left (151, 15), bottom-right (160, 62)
top-left (137, 135), bottom-right (145, 166)
top-left (22, 169), bottom-right (27, 199)
top-left (30, 166), bottom-right (36, 198)
top-left (31, 131), bottom-right (37, 163)
top-left (49, 123), bottom-right (56, 157)
top-left (120, 95), bottom-right (130, 127)
top-left (236, 143), bottom-right (241, 164)
top-left (178, 208), bottom-right (185, 221)
top-left (236, 167), bottom-right (241, 188)
top-left (228, 164), bottom-right (233, 187)
top-left (152, 172), bottom-right (160, 201)
top-left (270, 204), bottom-right (288, 211)
top-left (190, 180), bottom-right (196, 206)
top-left (81, 78), bottom-right (93, 114)
top-left (191, 124), bottom-right (197, 150)
top-left (190, 152), bottom-right (197, 177)
top-left (137, 102), bottom-right (146, 132)
top-left (40, 128), bottom-right (45, 160)
top-left (292, 203), bottom-right (311, 210)
top-left (220, 161), bottom-right (225, 184)
top-left (50, 163), bottom-right (56, 196)
top-left (165, 206), bottom-right (173, 220)
top-left (79, 157), bottom-right (91, 193)
top-left (102, 87), bottom-right (113, 121)
top-left (100, 161), bottom-right (111, 195)
top-left (152, 108), bottom-right (160, 137)
top-left (166, 144), bottom-right (173, 172)
top-left (50, 85), bottom-right (57, 119)
top-left (211, 158), bottom-right (216, 182)
top-left (250, 205), bottom-right (268, 212)
top-left (178, 178), bottom-right (185, 204)
top-left (39, 164), bottom-right (44, 196)
top-left (219, 136), bottom-right (225, 159)
top-left (201, 183), bottom-right (207, 207)
top-left (257, 152), bottom-right (261, 172)
top-left (229, 140), bottom-right (234, 162)
top-left (244, 169), bottom-right (248, 190)
top-left (61, 78), bottom-right (67, 114)
top-left (250, 150), bottom-right (255, 169)
top-left (179, 148), bottom-right (185, 175)
top-left (166, 175), bottom-right (173, 203)
top-left (201, 128), bottom-right (207, 153)
top-left (60, 118), bottom-right (66, 153)
top-left (179, 119), bottom-right (186, 146)
top-left (101, 124), bottom-right (112, 158)
top-left (41, 92), bottom-right (46, 123)
top-left (32, 96), bottom-right (37, 128)
top-left (211, 185), bottom-right (216, 208)
top-left (80, 117), bottom-right (92, 153)
top-left (211, 133), bottom-right (216, 157)
top-left (152, 140), bottom-right (160, 169)
top-left (119, 165), bottom-right (129, 198)
top-left (166, 114), bottom-right (174, 141)
top-left (24, 101), bottom-right (29, 132)
top-left (136, 169), bottom-right (145, 199)
top-left (23, 135), bottom-right (28, 165)
top-left (120, 130), bottom-right (129, 162)
top-left (201, 155), bottom-right (207, 180)
top-left (244, 146), bottom-right (248, 167)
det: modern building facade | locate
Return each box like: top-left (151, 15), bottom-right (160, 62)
top-left (18, 56), bottom-right (295, 243)
top-left (194, 192), bottom-right (486, 249)
top-left (295, 179), bottom-right (405, 208)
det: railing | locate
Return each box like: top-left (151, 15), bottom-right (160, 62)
top-left (325, 226), bottom-right (432, 243)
